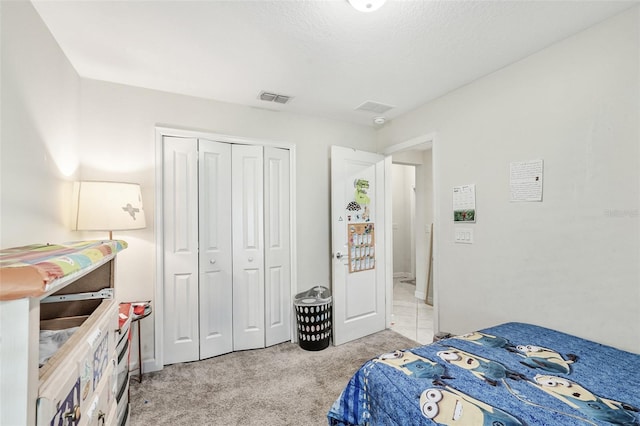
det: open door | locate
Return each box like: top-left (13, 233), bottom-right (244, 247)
top-left (331, 146), bottom-right (387, 345)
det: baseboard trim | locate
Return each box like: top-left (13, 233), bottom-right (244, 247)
top-left (142, 358), bottom-right (162, 374)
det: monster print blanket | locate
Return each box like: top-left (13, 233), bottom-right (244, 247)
top-left (328, 322), bottom-right (640, 426)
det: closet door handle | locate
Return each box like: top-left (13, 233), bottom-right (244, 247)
top-left (209, 259), bottom-right (216, 264)
top-left (248, 257), bottom-right (254, 262)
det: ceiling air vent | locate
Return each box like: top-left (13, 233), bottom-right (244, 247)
top-left (259, 91), bottom-right (292, 105)
top-left (273, 95), bottom-right (290, 104)
top-left (355, 100), bottom-right (395, 114)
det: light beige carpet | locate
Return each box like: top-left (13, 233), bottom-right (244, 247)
top-left (129, 329), bottom-right (418, 425)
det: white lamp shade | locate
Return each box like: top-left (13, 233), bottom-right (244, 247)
top-left (72, 181), bottom-right (146, 231)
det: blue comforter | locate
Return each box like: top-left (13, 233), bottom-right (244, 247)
top-left (328, 322), bottom-right (640, 425)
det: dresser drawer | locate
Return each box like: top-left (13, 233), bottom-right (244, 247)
top-left (115, 378), bottom-right (130, 425)
top-left (36, 360), bottom-right (83, 426)
top-left (116, 337), bottom-right (130, 388)
top-left (116, 304), bottom-right (132, 356)
top-left (79, 360), bottom-right (116, 426)
top-left (37, 300), bottom-right (118, 426)
top-left (118, 404), bottom-right (130, 426)
top-left (115, 360), bottom-right (129, 406)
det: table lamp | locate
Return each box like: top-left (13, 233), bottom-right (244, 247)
top-left (72, 181), bottom-right (146, 239)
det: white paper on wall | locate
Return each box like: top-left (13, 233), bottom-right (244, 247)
top-left (510, 159), bottom-right (544, 202)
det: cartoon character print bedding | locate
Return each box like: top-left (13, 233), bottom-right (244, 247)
top-left (327, 322), bottom-right (640, 426)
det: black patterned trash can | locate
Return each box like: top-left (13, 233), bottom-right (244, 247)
top-left (294, 286), bottom-right (332, 351)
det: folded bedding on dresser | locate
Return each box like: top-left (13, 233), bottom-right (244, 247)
top-left (0, 240), bottom-right (127, 300)
top-left (328, 322), bottom-right (640, 426)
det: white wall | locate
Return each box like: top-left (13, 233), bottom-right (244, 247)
top-left (390, 150), bottom-right (433, 302)
top-left (378, 7), bottom-right (640, 353)
top-left (2, 1), bottom-right (377, 366)
top-left (415, 149), bottom-right (434, 302)
top-left (1, 0), bottom-right (81, 245)
top-left (78, 80), bottom-right (375, 305)
top-left (391, 164), bottom-right (414, 275)
top-left (4, 1), bottom-right (638, 364)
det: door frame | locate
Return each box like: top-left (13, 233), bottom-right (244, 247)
top-left (151, 126), bottom-right (297, 372)
top-left (382, 132), bottom-right (439, 334)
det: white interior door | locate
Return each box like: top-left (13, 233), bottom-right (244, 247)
top-left (264, 147), bottom-right (291, 347)
top-left (331, 145), bottom-right (387, 345)
top-left (163, 136), bottom-right (200, 364)
top-left (232, 144), bottom-right (265, 351)
top-left (198, 139), bottom-right (233, 359)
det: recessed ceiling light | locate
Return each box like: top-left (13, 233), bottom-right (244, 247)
top-left (348, 0), bottom-right (386, 13)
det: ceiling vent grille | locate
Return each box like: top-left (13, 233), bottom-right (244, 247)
top-left (355, 100), bottom-right (395, 114)
top-left (259, 91), bottom-right (292, 104)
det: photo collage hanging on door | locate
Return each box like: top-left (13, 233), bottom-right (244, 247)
top-left (346, 178), bottom-right (376, 273)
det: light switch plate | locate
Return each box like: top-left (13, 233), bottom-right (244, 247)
top-left (454, 227), bottom-right (474, 244)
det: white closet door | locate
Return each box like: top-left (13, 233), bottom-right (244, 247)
top-left (264, 147), bottom-right (291, 347)
top-left (163, 136), bottom-right (200, 365)
top-left (198, 139), bottom-right (233, 359)
top-left (232, 144), bottom-right (265, 351)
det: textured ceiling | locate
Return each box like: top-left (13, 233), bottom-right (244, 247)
top-left (32, 0), bottom-right (637, 127)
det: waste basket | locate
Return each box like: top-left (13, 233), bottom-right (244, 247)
top-left (294, 286), bottom-right (332, 351)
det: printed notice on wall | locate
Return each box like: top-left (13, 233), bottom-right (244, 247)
top-left (453, 184), bottom-right (476, 222)
top-left (510, 159), bottom-right (543, 202)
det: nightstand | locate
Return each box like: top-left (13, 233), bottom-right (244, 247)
top-left (131, 301), bottom-right (152, 383)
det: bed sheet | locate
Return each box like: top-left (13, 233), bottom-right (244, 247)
top-left (328, 322), bottom-right (640, 426)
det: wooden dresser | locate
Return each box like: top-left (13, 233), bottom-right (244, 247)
top-left (0, 241), bottom-right (128, 425)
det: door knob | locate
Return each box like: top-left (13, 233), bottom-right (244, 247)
top-left (335, 252), bottom-right (343, 259)
top-left (209, 259), bottom-right (216, 264)
top-left (248, 257), bottom-right (254, 262)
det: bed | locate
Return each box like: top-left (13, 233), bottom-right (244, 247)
top-left (328, 322), bottom-right (640, 426)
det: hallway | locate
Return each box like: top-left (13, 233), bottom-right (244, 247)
top-left (389, 277), bottom-right (433, 344)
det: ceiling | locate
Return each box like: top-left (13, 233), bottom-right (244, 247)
top-left (32, 0), bottom-right (637, 127)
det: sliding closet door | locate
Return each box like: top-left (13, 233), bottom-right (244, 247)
top-left (264, 147), bottom-right (291, 347)
top-left (163, 137), bottom-right (200, 365)
top-left (198, 139), bottom-right (233, 359)
top-left (232, 144), bottom-right (265, 351)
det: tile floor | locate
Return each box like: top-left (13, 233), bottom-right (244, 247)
top-left (389, 277), bottom-right (434, 344)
